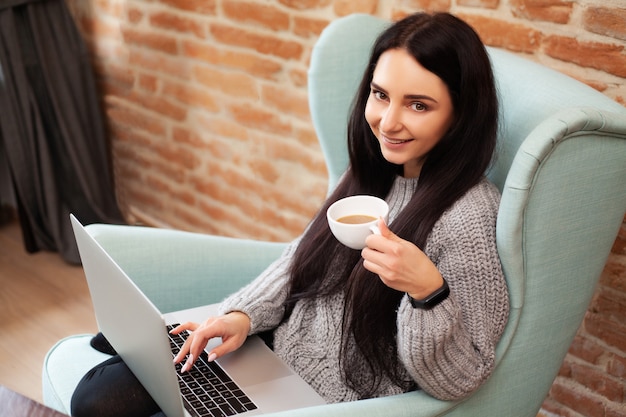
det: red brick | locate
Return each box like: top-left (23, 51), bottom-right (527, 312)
top-left (606, 402), bottom-right (626, 417)
top-left (138, 74), bottom-right (158, 93)
top-left (197, 164), bottom-right (256, 199)
top-left (173, 127), bottom-right (235, 162)
top-left (126, 186), bottom-right (165, 210)
top-left (121, 28), bottom-right (179, 55)
top-left (589, 286), bottom-right (626, 323)
top-left (567, 336), bottom-right (606, 365)
top-left (289, 67), bottom-right (308, 88)
top-left (511, 0), bottom-right (573, 24)
top-left (611, 221), bottom-right (626, 254)
top-left (182, 40), bottom-right (283, 80)
top-left (101, 63), bottom-right (135, 94)
top-left (172, 127), bottom-right (204, 148)
top-left (140, 151), bottom-right (187, 184)
top-left (293, 16), bottom-right (330, 38)
top-left (248, 158), bottom-right (281, 183)
top-left (294, 124), bottom-right (323, 148)
top-left (196, 116), bottom-right (249, 142)
top-left (333, 0), bottom-right (378, 16)
top-left (171, 205), bottom-right (216, 233)
top-left (600, 254), bottom-right (626, 292)
top-left (228, 103), bottom-right (293, 136)
top-left (93, 0), bottom-right (124, 18)
top-left (153, 142), bottom-right (202, 171)
top-left (113, 143), bottom-right (155, 173)
top-left (458, 14), bottom-right (542, 53)
top-left (197, 198), bottom-right (280, 241)
top-left (106, 99), bottom-right (167, 137)
top-left (278, 0), bottom-right (332, 10)
top-left (193, 66), bottom-right (259, 99)
top-left (204, 137), bottom-right (240, 161)
top-left (557, 357), bottom-right (572, 378)
top-left (584, 6), bottom-right (626, 42)
top-left (584, 312), bottom-right (626, 351)
top-left (109, 122), bottom-right (153, 147)
top-left (166, 181), bottom-right (197, 207)
top-left (127, 7), bottom-right (144, 25)
top-left (149, 11), bottom-right (206, 38)
top-left (181, 39), bottom-right (220, 64)
top-left (261, 84), bottom-right (310, 120)
top-left (543, 35), bottom-right (626, 78)
top-left (129, 50), bottom-right (193, 80)
top-left (145, 173), bottom-right (173, 194)
top-left (157, 0), bottom-right (217, 14)
top-left (607, 352), bottom-right (626, 379)
top-left (163, 80), bottom-right (220, 112)
top-left (457, 0), bottom-right (499, 8)
top-left (190, 175), bottom-right (219, 199)
top-left (125, 91), bottom-right (188, 122)
top-left (263, 134), bottom-right (326, 178)
top-left (540, 398), bottom-right (580, 417)
top-left (195, 200), bottom-right (239, 228)
top-left (223, 1), bottom-right (290, 31)
top-left (550, 378), bottom-right (607, 417)
top-left (569, 362), bottom-right (624, 402)
top-left (392, 0), bottom-right (451, 13)
top-left (210, 24), bottom-right (304, 60)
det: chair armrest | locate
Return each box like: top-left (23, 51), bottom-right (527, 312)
top-left (85, 224), bottom-right (288, 313)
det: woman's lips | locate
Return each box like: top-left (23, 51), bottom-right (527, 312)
top-left (383, 135), bottom-right (413, 145)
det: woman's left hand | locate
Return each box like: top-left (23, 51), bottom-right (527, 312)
top-left (362, 218), bottom-right (444, 299)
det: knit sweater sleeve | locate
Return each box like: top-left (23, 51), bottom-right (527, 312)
top-left (217, 237), bottom-right (301, 334)
top-left (396, 179), bottom-right (509, 400)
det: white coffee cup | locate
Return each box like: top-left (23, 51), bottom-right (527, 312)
top-left (326, 195), bottom-right (389, 250)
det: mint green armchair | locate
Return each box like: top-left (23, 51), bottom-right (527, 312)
top-left (43, 14), bottom-right (626, 417)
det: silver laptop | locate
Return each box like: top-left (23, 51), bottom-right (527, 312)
top-left (70, 214), bottom-right (326, 417)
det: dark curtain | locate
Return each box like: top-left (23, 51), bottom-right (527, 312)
top-left (0, 0), bottom-right (124, 264)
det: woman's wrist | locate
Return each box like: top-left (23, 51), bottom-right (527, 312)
top-left (407, 269), bottom-right (444, 300)
top-left (226, 311), bottom-right (252, 335)
top-left (407, 278), bottom-right (449, 309)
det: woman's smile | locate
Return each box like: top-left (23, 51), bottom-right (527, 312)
top-left (382, 134), bottom-right (414, 146)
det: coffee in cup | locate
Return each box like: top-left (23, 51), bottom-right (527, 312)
top-left (327, 195), bottom-right (389, 250)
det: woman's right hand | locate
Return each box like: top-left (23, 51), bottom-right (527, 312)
top-left (171, 311), bottom-right (251, 373)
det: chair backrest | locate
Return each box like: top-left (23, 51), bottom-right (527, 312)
top-left (308, 14), bottom-right (626, 417)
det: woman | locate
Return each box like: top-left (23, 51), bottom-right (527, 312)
top-left (72, 11), bottom-right (509, 416)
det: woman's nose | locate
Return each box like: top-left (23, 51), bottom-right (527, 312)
top-left (380, 104), bottom-right (402, 133)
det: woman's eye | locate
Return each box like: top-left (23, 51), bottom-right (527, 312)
top-left (410, 102), bottom-right (427, 111)
top-left (372, 90), bottom-right (388, 101)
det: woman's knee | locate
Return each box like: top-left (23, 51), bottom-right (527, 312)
top-left (70, 355), bottom-right (160, 417)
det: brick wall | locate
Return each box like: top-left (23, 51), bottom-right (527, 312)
top-left (64, 1), bottom-right (625, 416)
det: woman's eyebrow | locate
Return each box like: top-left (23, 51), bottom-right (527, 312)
top-left (370, 81), bottom-right (439, 103)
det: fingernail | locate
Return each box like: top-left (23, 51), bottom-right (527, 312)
top-left (208, 352), bottom-right (217, 362)
top-left (181, 354), bottom-right (194, 373)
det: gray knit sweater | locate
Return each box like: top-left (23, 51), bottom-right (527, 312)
top-left (219, 176), bottom-right (509, 403)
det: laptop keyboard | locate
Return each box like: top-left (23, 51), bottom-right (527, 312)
top-left (167, 324), bottom-right (258, 417)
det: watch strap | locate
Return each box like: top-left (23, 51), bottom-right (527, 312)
top-left (408, 279), bottom-right (450, 309)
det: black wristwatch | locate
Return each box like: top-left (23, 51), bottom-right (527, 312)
top-left (408, 279), bottom-right (450, 309)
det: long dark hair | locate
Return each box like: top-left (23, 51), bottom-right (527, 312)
top-left (285, 12), bottom-right (498, 398)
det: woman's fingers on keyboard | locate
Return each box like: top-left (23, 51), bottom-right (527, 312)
top-left (170, 321), bottom-right (198, 334)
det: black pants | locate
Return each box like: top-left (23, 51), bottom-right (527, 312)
top-left (71, 355), bottom-right (165, 417)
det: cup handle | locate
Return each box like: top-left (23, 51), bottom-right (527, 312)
top-left (369, 225), bottom-right (381, 236)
